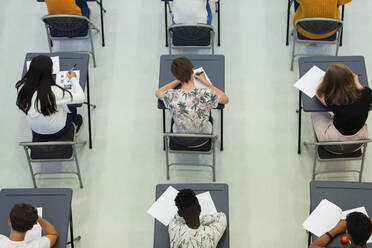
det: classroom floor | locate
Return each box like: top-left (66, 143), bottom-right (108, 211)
top-left (1, 1), bottom-right (372, 247)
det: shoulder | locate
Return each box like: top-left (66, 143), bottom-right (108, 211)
top-left (29, 236), bottom-right (50, 248)
top-left (0, 234), bottom-right (8, 241)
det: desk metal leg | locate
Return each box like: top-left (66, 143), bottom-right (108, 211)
top-left (164, 1), bottom-right (169, 47)
top-left (298, 91), bottom-right (302, 154)
top-left (99, 0), bottom-right (105, 47)
top-left (340, 5), bottom-right (345, 47)
top-left (163, 109), bottom-right (166, 150)
top-left (286, 0), bottom-right (292, 46)
top-left (220, 109), bottom-right (223, 151)
top-left (217, 0), bottom-right (220, 47)
top-left (87, 72), bottom-right (93, 149)
top-left (69, 210), bottom-right (75, 248)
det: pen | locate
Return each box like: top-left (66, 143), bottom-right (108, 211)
top-left (195, 71), bottom-right (204, 76)
top-left (70, 64), bottom-right (77, 71)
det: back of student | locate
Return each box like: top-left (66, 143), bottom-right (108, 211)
top-left (173, 0), bottom-right (211, 24)
top-left (45, 0), bottom-right (82, 15)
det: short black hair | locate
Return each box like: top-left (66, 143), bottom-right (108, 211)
top-left (175, 189), bottom-right (199, 212)
top-left (9, 203), bottom-right (38, 233)
top-left (347, 212), bottom-right (372, 245)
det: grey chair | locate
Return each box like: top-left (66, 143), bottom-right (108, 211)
top-left (168, 24), bottom-right (215, 54)
top-left (42, 14), bottom-right (100, 67)
top-left (19, 124), bottom-right (86, 188)
top-left (164, 131), bottom-right (218, 181)
top-left (291, 17), bottom-right (343, 71)
top-left (305, 136), bottom-right (371, 182)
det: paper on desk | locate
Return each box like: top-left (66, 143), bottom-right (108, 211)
top-left (26, 56), bottom-right (60, 74)
top-left (294, 66), bottom-right (325, 98)
top-left (341, 206), bottom-right (368, 219)
top-left (147, 187), bottom-right (218, 226)
top-left (56, 71), bottom-right (80, 89)
top-left (194, 67), bottom-right (212, 89)
top-left (24, 208), bottom-right (42, 242)
top-left (303, 199), bottom-right (342, 237)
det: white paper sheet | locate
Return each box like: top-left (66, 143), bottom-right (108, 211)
top-left (341, 206), bottom-right (368, 220)
top-left (194, 67), bottom-right (212, 89)
top-left (303, 199), bottom-right (342, 237)
top-left (24, 208), bottom-right (42, 242)
top-left (56, 70), bottom-right (80, 89)
top-left (26, 56), bottom-right (60, 74)
top-left (294, 65), bottom-right (325, 98)
top-left (147, 187), bottom-right (218, 226)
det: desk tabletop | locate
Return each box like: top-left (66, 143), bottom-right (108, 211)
top-left (310, 181), bottom-right (372, 248)
top-left (0, 188), bottom-right (72, 248)
top-left (23, 53), bottom-right (90, 90)
top-left (154, 183), bottom-right (229, 248)
top-left (158, 54), bottom-right (225, 110)
top-left (298, 56), bottom-right (368, 112)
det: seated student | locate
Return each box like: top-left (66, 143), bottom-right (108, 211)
top-left (45, 0), bottom-right (89, 18)
top-left (16, 55), bottom-right (85, 139)
top-left (293, 0), bottom-right (352, 39)
top-left (0, 203), bottom-right (58, 248)
top-left (309, 212), bottom-right (372, 248)
top-left (169, 189), bottom-right (227, 248)
top-left (172, 0), bottom-right (213, 25)
top-left (312, 64), bottom-right (372, 149)
top-left (155, 57), bottom-right (228, 134)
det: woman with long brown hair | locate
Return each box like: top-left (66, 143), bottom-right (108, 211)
top-left (312, 64), bottom-right (372, 144)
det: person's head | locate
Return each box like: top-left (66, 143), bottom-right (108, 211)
top-left (16, 55), bottom-right (70, 116)
top-left (346, 212), bottom-right (372, 246)
top-left (175, 189), bottom-right (201, 220)
top-left (8, 203), bottom-right (38, 233)
top-left (171, 57), bottom-right (194, 83)
top-left (318, 64), bottom-right (361, 106)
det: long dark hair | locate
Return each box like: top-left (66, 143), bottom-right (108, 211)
top-left (317, 64), bottom-right (361, 106)
top-left (16, 55), bottom-right (72, 116)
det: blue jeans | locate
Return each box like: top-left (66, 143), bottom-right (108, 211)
top-left (294, 0), bottom-right (299, 11)
top-left (172, 1), bottom-right (212, 25)
top-left (76, 0), bottom-right (89, 18)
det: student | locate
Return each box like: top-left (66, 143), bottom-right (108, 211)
top-left (169, 189), bottom-right (227, 248)
top-left (293, 0), bottom-right (352, 39)
top-left (0, 203), bottom-right (58, 248)
top-left (16, 55), bottom-right (85, 139)
top-left (45, 0), bottom-right (89, 18)
top-left (312, 64), bottom-right (372, 149)
top-left (309, 212), bottom-right (372, 248)
top-left (155, 57), bottom-right (228, 134)
top-left (172, 0), bottom-right (212, 25)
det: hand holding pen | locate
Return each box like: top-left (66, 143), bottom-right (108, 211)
top-left (67, 64), bottom-right (77, 79)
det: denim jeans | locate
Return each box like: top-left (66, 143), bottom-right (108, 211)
top-left (76, 0), bottom-right (89, 18)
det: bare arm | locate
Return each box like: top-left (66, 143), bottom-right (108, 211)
top-left (155, 80), bottom-right (180, 100)
top-left (38, 216), bottom-right (58, 247)
top-left (309, 220), bottom-right (346, 248)
top-left (195, 73), bottom-right (229, 104)
top-left (315, 83), bottom-right (327, 107)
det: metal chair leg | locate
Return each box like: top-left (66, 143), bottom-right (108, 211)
top-left (359, 144), bottom-right (368, 182)
top-left (165, 136), bottom-right (170, 180)
top-left (73, 146), bottom-right (84, 188)
top-left (89, 28), bottom-right (96, 67)
top-left (212, 141), bottom-right (216, 182)
top-left (312, 146), bottom-right (318, 180)
top-left (290, 31), bottom-right (296, 71)
top-left (24, 147), bottom-right (37, 188)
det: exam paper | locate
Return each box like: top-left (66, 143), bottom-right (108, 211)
top-left (194, 67), bottom-right (212, 89)
top-left (303, 199), bottom-right (342, 237)
top-left (24, 208), bottom-right (42, 242)
top-left (147, 187), bottom-right (218, 226)
top-left (56, 71), bottom-right (80, 89)
top-left (294, 65), bottom-right (325, 98)
top-left (26, 56), bottom-right (60, 74)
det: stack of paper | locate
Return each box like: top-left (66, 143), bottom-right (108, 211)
top-left (24, 208), bottom-right (42, 242)
top-left (294, 65), bottom-right (325, 98)
top-left (194, 67), bottom-right (213, 89)
top-left (56, 70), bottom-right (80, 89)
top-left (26, 56), bottom-right (60, 74)
top-left (303, 199), bottom-right (372, 243)
top-left (147, 186), bottom-right (218, 226)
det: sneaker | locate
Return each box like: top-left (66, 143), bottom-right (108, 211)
top-left (74, 114), bottom-right (83, 135)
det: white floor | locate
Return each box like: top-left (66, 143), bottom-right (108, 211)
top-left (1, 1), bottom-right (372, 247)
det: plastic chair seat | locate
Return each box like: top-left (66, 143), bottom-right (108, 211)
top-left (318, 146), bottom-right (362, 160)
top-left (44, 17), bottom-right (89, 38)
top-left (170, 137), bottom-right (212, 152)
top-left (171, 26), bottom-right (211, 46)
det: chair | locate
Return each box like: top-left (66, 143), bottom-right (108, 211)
top-left (304, 136), bottom-right (371, 182)
top-left (168, 24), bottom-right (215, 55)
top-left (42, 15), bottom-right (100, 67)
top-left (19, 124), bottom-right (86, 188)
top-left (290, 17), bottom-right (343, 71)
top-left (164, 130), bottom-right (218, 181)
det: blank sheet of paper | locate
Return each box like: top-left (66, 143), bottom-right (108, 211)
top-left (24, 207), bottom-right (42, 242)
top-left (197, 192), bottom-right (217, 216)
top-left (294, 65), bottom-right (325, 98)
top-left (194, 67), bottom-right (212, 89)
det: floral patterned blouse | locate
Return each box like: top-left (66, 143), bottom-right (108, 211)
top-left (162, 88), bottom-right (219, 134)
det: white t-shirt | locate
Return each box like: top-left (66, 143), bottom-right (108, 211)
top-left (173, 0), bottom-right (208, 24)
top-left (25, 77), bottom-right (85, 135)
top-left (0, 235), bottom-right (50, 248)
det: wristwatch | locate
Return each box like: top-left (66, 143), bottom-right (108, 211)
top-left (326, 232), bottom-right (334, 240)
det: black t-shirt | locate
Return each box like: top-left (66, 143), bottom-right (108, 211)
top-left (325, 87), bottom-right (372, 135)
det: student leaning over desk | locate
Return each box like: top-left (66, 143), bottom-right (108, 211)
top-left (0, 203), bottom-right (58, 248)
top-left (45, 0), bottom-right (89, 18)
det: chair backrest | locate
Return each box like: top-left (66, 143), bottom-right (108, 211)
top-left (168, 24), bottom-right (214, 47)
top-left (25, 125), bottom-right (76, 160)
top-left (295, 18), bottom-right (343, 36)
top-left (164, 133), bottom-right (216, 152)
top-left (316, 139), bottom-right (371, 156)
top-left (42, 15), bottom-right (90, 38)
